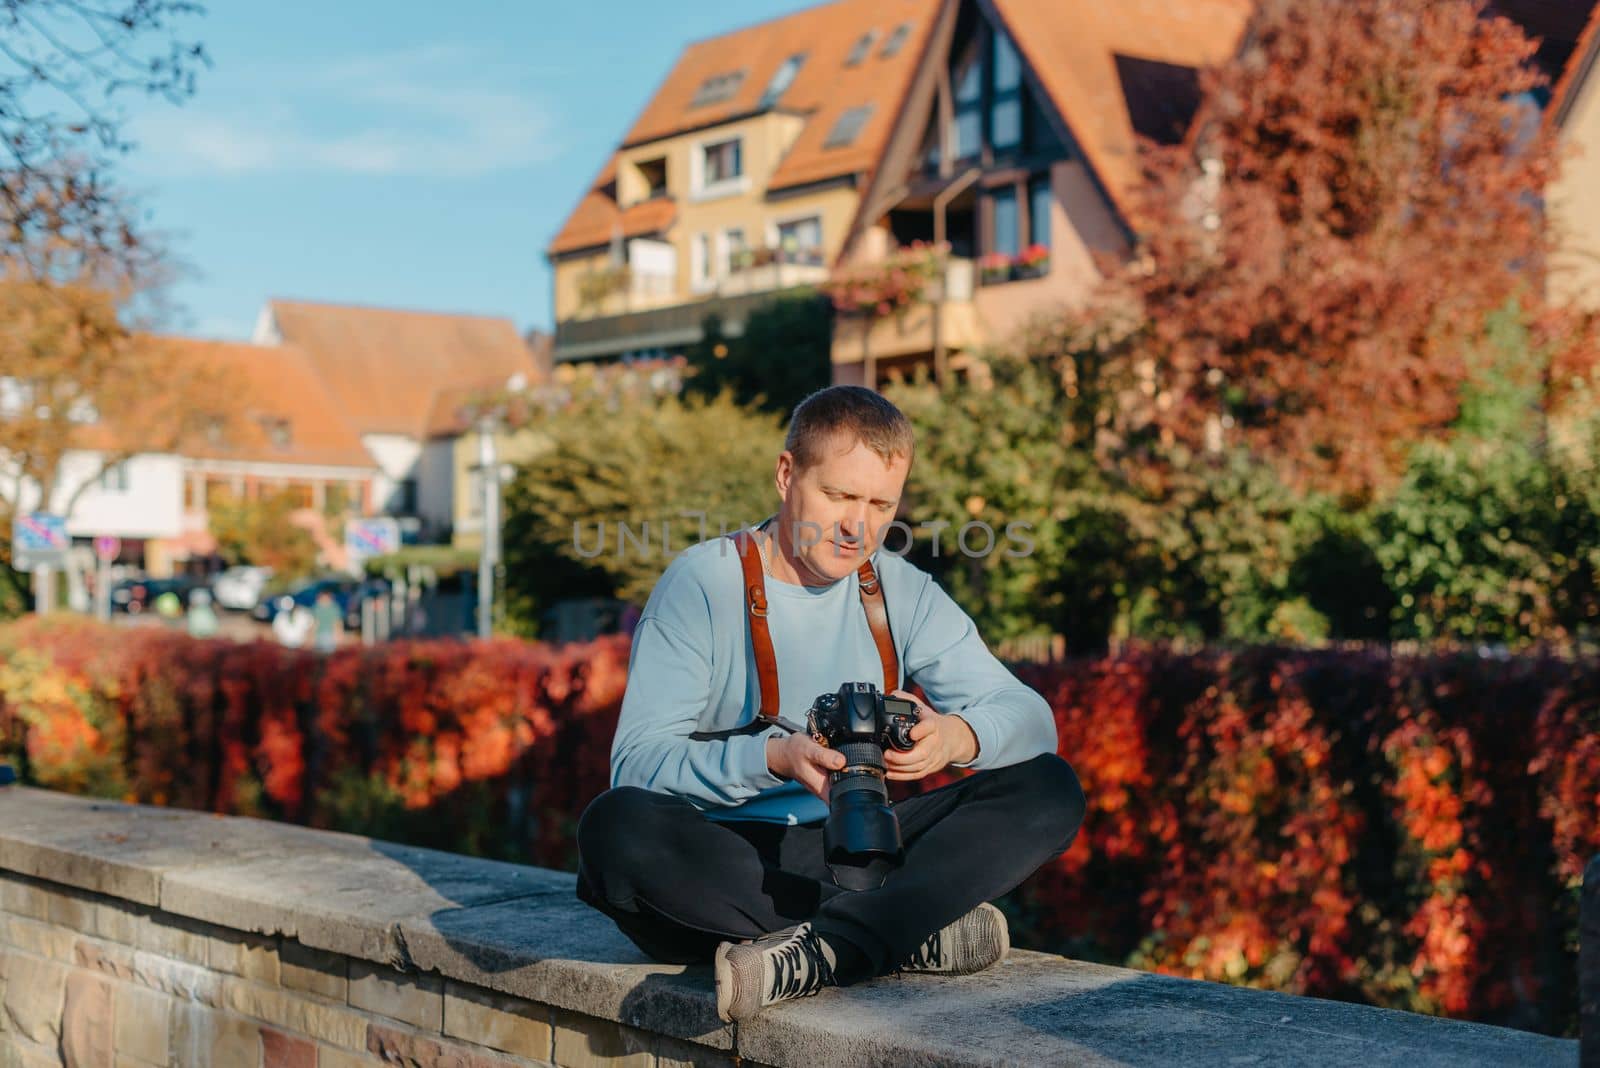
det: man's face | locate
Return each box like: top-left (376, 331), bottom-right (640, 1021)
top-left (775, 432), bottom-right (911, 585)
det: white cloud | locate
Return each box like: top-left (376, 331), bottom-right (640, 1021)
top-left (129, 46), bottom-right (561, 178)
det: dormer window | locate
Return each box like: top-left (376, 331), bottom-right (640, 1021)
top-left (824, 105), bottom-right (874, 149)
top-left (691, 70), bottom-right (745, 108)
top-left (259, 416), bottom-right (291, 450)
top-left (845, 30), bottom-right (879, 67)
top-left (760, 54), bottom-right (806, 108)
top-left (880, 24), bottom-right (911, 59)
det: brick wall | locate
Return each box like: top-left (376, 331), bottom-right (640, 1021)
top-left (0, 873), bottom-right (733, 1068)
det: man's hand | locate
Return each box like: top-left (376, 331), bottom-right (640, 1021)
top-left (882, 689), bottom-right (978, 782)
top-left (767, 731), bottom-right (846, 801)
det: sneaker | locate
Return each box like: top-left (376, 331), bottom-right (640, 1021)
top-left (897, 902), bottom-right (1010, 975)
top-left (714, 922), bottom-right (837, 1022)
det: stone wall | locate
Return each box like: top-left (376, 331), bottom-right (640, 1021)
top-left (0, 873), bottom-right (722, 1068)
top-left (0, 787), bottom-right (1584, 1068)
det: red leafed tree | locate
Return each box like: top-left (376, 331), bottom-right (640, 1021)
top-left (1126, 0), bottom-right (1579, 496)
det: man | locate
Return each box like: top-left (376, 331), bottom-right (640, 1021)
top-left (576, 386), bottom-right (1085, 1022)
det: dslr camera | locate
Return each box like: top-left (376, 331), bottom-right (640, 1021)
top-left (806, 681), bottom-right (920, 890)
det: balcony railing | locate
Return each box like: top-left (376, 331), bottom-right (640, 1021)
top-left (554, 287), bottom-right (823, 363)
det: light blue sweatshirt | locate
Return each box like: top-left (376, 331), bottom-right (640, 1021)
top-left (610, 523), bottom-right (1058, 825)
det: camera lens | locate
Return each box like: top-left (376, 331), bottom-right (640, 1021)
top-left (822, 741), bottom-right (904, 890)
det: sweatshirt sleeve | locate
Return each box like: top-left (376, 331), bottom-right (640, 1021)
top-left (900, 573), bottom-right (1057, 770)
top-left (609, 566), bottom-right (784, 808)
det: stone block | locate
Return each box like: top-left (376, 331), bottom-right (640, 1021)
top-left (74, 938), bottom-right (137, 982)
top-left (222, 976), bottom-right (368, 1050)
top-left (279, 940), bottom-right (347, 1001)
top-left (260, 1027), bottom-right (317, 1068)
top-left (349, 962), bottom-right (443, 1032)
top-left (159, 840), bottom-right (566, 967)
top-left (442, 982), bottom-right (552, 1061)
top-left (551, 1009), bottom-right (652, 1068)
top-left (93, 903), bottom-right (143, 947)
top-left (5, 913), bottom-right (80, 961)
top-left (61, 970), bottom-right (114, 1068)
top-left (172, 1003), bottom-right (261, 1067)
top-left (397, 895), bottom-right (731, 1050)
top-left (2, 954), bottom-right (67, 1045)
top-left (209, 931), bottom-right (281, 985)
top-left (46, 886), bottom-right (98, 934)
top-left (315, 1049), bottom-right (382, 1068)
top-left (113, 984), bottom-right (171, 1066)
top-left (652, 1034), bottom-right (739, 1068)
top-left (1, 877), bottom-right (52, 921)
top-left (126, 949), bottom-right (222, 1007)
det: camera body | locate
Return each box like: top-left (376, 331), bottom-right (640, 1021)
top-left (806, 682), bottom-right (920, 890)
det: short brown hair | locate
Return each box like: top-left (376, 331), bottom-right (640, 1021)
top-left (784, 386), bottom-right (915, 471)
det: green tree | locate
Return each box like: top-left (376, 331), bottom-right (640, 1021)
top-left (683, 293), bottom-right (833, 415)
top-left (207, 490), bottom-right (319, 582)
top-left (500, 388), bottom-right (786, 634)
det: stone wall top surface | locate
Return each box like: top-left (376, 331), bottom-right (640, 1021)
top-left (0, 786), bottom-right (1580, 1068)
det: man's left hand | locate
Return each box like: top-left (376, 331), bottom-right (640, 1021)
top-left (882, 689), bottom-right (978, 781)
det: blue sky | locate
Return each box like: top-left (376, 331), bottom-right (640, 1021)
top-left (119, 0), bottom-right (810, 340)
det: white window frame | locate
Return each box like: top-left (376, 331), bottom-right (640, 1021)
top-left (690, 232), bottom-right (715, 294)
top-left (689, 134), bottom-right (750, 202)
top-left (99, 461), bottom-right (130, 494)
top-left (767, 213), bottom-right (825, 261)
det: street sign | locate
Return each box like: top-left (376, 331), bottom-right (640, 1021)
top-left (12, 512), bottom-right (69, 571)
top-left (345, 517), bottom-right (401, 567)
top-left (94, 535), bottom-right (121, 562)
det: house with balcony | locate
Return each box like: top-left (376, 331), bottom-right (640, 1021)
top-left (830, 0), bottom-right (1251, 387)
top-left (546, 0), bottom-right (942, 366)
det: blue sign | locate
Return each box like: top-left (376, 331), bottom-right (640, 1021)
top-left (12, 512), bottom-right (69, 569)
top-left (345, 517), bottom-right (400, 563)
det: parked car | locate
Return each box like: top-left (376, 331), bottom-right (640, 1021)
top-left (111, 577), bottom-right (196, 615)
top-left (211, 565), bottom-right (273, 612)
top-left (250, 576), bottom-right (357, 623)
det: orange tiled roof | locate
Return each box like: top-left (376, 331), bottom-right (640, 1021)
top-left (265, 300), bottom-right (540, 439)
top-left (548, 0), bottom-right (940, 257)
top-left (152, 337), bottom-right (375, 469)
top-left (990, 0), bottom-right (1252, 218)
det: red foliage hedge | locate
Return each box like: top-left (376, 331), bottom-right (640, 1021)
top-left (0, 619), bottom-right (1593, 1036)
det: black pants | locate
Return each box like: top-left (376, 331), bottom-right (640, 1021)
top-left (575, 752), bottom-right (1086, 982)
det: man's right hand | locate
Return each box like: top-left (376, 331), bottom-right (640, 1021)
top-left (766, 732), bottom-right (845, 801)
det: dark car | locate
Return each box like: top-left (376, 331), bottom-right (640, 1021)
top-left (250, 577), bottom-right (357, 623)
top-left (111, 576), bottom-right (197, 615)
top-left (343, 577), bottom-right (393, 631)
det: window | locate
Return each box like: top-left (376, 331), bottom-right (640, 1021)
top-left (824, 104), bottom-right (874, 149)
top-left (702, 138), bottom-right (742, 185)
top-left (776, 215), bottom-right (823, 261)
top-left (991, 30), bottom-right (1024, 151)
top-left (691, 70), bottom-right (745, 108)
top-left (991, 187), bottom-right (1019, 258)
top-left (692, 233), bottom-right (713, 289)
top-left (952, 49), bottom-right (982, 160)
top-left (845, 30), bottom-right (879, 67)
top-left (1029, 175), bottom-right (1052, 248)
top-left (880, 23), bottom-right (911, 59)
top-left (723, 228), bottom-right (747, 274)
top-left (99, 462), bottom-right (129, 494)
top-left (259, 416), bottom-right (291, 449)
top-left (760, 54), bottom-right (805, 108)
top-left (636, 156), bottom-right (667, 199)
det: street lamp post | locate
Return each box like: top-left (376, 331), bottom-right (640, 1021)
top-left (476, 415), bottom-right (501, 640)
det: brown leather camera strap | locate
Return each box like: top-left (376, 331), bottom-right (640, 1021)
top-left (728, 527), bottom-right (898, 720)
